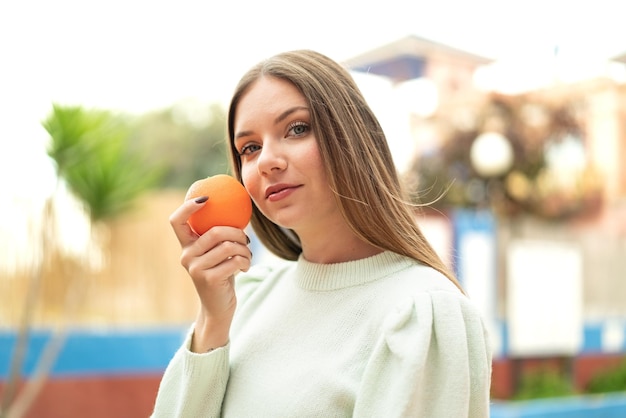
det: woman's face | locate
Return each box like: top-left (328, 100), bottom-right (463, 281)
top-left (233, 76), bottom-right (339, 234)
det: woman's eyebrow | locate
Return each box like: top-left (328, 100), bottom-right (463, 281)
top-left (235, 106), bottom-right (309, 140)
top-left (274, 106), bottom-right (309, 124)
top-left (235, 130), bottom-right (252, 140)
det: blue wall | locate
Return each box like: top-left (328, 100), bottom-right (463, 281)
top-left (0, 328), bottom-right (185, 378)
top-left (491, 394), bottom-right (626, 418)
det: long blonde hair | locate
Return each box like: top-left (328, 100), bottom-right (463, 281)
top-left (227, 50), bottom-right (462, 292)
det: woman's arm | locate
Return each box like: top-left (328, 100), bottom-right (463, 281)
top-left (151, 328), bottom-right (230, 418)
top-left (151, 197), bottom-right (252, 417)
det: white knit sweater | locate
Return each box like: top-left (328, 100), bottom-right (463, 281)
top-left (151, 251), bottom-right (492, 417)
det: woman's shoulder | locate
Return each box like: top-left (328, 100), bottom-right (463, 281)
top-left (379, 258), bottom-right (487, 339)
top-left (386, 255), bottom-right (460, 295)
top-left (362, 262), bottom-right (493, 417)
top-left (382, 279), bottom-right (488, 356)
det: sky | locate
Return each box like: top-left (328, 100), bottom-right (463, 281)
top-left (2, 0), bottom-right (625, 113)
top-left (2, 1), bottom-right (625, 136)
top-left (0, 0), bottom-right (625, 268)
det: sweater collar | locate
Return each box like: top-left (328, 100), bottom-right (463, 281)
top-left (294, 251), bottom-right (414, 291)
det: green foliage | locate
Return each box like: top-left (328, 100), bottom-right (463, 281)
top-left (130, 101), bottom-right (230, 189)
top-left (513, 368), bottom-right (576, 400)
top-left (586, 359), bottom-right (626, 394)
top-left (43, 100), bottom-right (231, 219)
top-left (43, 104), bottom-right (161, 221)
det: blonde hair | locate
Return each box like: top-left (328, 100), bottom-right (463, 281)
top-left (227, 50), bottom-right (462, 291)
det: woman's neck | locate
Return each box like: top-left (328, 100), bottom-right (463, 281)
top-left (297, 220), bottom-right (382, 264)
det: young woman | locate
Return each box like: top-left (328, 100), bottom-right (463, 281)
top-left (152, 50), bottom-right (492, 417)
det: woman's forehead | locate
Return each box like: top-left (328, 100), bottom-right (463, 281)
top-left (236, 77), bottom-right (307, 122)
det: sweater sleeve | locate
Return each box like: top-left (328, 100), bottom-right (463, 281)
top-left (150, 266), bottom-right (271, 418)
top-left (353, 290), bottom-right (492, 418)
top-left (150, 327), bottom-right (230, 418)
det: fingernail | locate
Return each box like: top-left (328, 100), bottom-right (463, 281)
top-left (245, 234), bottom-right (251, 244)
top-left (195, 196), bottom-right (208, 204)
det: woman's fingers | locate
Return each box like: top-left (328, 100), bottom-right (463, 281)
top-left (186, 236), bottom-right (252, 279)
top-left (182, 228), bottom-right (252, 320)
top-left (180, 226), bottom-right (252, 281)
top-left (193, 226), bottom-right (250, 255)
top-left (169, 196), bottom-right (208, 246)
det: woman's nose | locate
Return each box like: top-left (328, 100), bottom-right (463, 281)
top-left (257, 140), bottom-right (287, 175)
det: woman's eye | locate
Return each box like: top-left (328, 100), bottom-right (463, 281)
top-left (239, 143), bottom-right (261, 156)
top-left (287, 121), bottom-right (309, 137)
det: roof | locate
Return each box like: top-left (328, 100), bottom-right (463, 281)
top-left (343, 34), bottom-right (494, 83)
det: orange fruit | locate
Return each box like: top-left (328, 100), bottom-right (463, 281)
top-left (185, 174), bottom-right (252, 235)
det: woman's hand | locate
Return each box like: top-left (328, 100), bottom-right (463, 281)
top-left (169, 197), bottom-right (252, 352)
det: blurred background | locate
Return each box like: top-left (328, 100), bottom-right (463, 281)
top-left (1, 1), bottom-right (625, 417)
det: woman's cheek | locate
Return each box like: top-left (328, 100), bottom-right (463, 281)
top-left (241, 166), bottom-right (262, 207)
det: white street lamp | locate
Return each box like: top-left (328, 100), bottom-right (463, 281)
top-left (470, 132), bottom-right (514, 178)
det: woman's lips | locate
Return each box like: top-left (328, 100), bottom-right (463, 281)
top-left (265, 184), bottom-right (301, 202)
